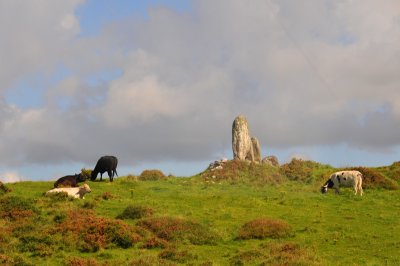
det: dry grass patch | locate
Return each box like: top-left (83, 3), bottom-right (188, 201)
top-left (116, 205), bottom-right (154, 220)
top-left (137, 216), bottom-right (219, 245)
top-left (238, 218), bottom-right (293, 240)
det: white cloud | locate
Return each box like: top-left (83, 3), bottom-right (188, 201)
top-left (0, 0), bottom-right (400, 170)
top-left (0, 171), bottom-right (24, 183)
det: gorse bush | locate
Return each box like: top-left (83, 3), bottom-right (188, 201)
top-left (137, 216), bottom-right (219, 245)
top-left (116, 205), bottom-right (154, 220)
top-left (139, 170), bottom-right (166, 181)
top-left (238, 218), bottom-right (293, 240)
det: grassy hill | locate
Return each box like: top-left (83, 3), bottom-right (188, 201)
top-left (1, 160), bottom-right (400, 265)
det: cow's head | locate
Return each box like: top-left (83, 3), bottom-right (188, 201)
top-left (76, 173), bottom-right (86, 182)
top-left (321, 179), bottom-right (334, 193)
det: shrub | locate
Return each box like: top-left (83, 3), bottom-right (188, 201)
top-left (80, 168), bottom-right (92, 181)
top-left (0, 182), bottom-right (11, 196)
top-left (17, 235), bottom-right (54, 257)
top-left (237, 218), bottom-right (293, 240)
top-left (99, 192), bottom-right (115, 200)
top-left (0, 196), bottom-right (38, 220)
top-left (141, 237), bottom-right (169, 249)
top-left (262, 242), bottom-right (322, 266)
top-left (137, 217), bottom-right (219, 245)
top-left (345, 167), bottom-right (398, 190)
top-left (139, 170), bottom-right (166, 181)
top-left (54, 210), bottom-right (142, 252)
top-left (45, 191), bottom-right (72, 202)
top-left (229, 249), bottom-right (265, 265)
top-left (116, 205), bottom-right (154, 220)
top-left (280, 158), bottom-right (330, 183)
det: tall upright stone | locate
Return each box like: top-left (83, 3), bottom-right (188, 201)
top-left (232, 115), bottom-right (254, 162)
top-left (251, 137), bottom-right (261, 163)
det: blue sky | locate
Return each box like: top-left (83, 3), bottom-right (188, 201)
top-left (1, 0), bottom-right (400, 183)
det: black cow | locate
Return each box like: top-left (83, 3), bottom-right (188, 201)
top-left (54, 173), bottom-right (86, 188)
top-left (91, 156), bottom-right (118, 182)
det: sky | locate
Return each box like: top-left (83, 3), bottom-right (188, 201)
top-left (1, 0), bottom-right (400, 183)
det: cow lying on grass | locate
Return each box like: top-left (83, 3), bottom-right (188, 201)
top-left (54, 173), bottom-right (86, 188)
top-left (46, 184), bottom-right (91, 199)
top-left (321, 170), bottom-right (363, 196)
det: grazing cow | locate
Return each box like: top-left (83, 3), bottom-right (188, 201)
top-left (321, 170), bottom-right (363, 196)
top-left (46, 184), bottom-right (91, 199)
top-left (91, 155), bottom-right (118, 182)
top-left (54, 173), bottom-right (86, 188)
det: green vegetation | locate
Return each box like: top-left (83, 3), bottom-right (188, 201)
top-left (1, 160), bottom-right (400, 265)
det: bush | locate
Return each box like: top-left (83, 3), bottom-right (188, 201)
top-left (116, 205), bottom-right (154, 220)
top-left (54, 210), bottom-right (142, 252)
top-left (0, 182), bottom-right (11, 196)
top-left (345, 167), bottom-right (398, 190)
top-left (237, 218), bottom-right (293, 240)
top-left (280, 158), bottom-right (330, 183)
top-left (17, 235), bottom-right (54, 257)
top-left (80, 168), bottom-right (92, 181)
top-left (262, 242), bottom-right (321, 266)
top-left (137, 217), bottom-right (219, 245)
top-left (139, 170), bottom-right (166, 181)
top-left (0, 196), bottom-right (38, 220)
top-left (141, 237), bottom-right (169, 249)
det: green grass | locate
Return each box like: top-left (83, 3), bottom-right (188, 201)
top-left (1, 162), bottom-right (400, 265)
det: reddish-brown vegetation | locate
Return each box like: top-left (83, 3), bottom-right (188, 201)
top-left (54, 210), bottom-right (142, 252)
top-left (345, 167), bottom-right (398, 190)
top-left (238, 218), bottom-right (293, 240)
top-left (137, 216), bottom-right (218, 245)
top-left (139, 170), bottom-right (166, 181)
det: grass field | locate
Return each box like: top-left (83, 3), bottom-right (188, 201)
top-left (1, 160), bottom-right (400, 265)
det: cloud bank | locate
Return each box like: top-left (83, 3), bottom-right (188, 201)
top-left (1, 0), bottom-right (400, 171)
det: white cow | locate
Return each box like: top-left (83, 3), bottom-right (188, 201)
top-left (321, 170), bottom-right (363, 196)
top-left (46, 183), bottom-right (91, 199)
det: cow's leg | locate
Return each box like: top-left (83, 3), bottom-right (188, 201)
top-left (108, 170), bottom-right (113, 182)
top-left (100, 173), bottom-right (103, 181)
top-left (358, 182), bottom-right (363, 196)
top-left (334, 187), bottom-right (340, 194)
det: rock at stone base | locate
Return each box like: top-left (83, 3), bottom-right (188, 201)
top-left (251, 137), bottom-right (261, 163)
top-left (262, 156), bottom-right (279, 167)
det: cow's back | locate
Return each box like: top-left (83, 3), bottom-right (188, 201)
top-left (95, 156), bottom-right (118, 172)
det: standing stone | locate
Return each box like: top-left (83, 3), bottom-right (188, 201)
top-left (232, 115), bottom-right (254, 161)
top-left (251, 137), bottom-right (261, 163)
